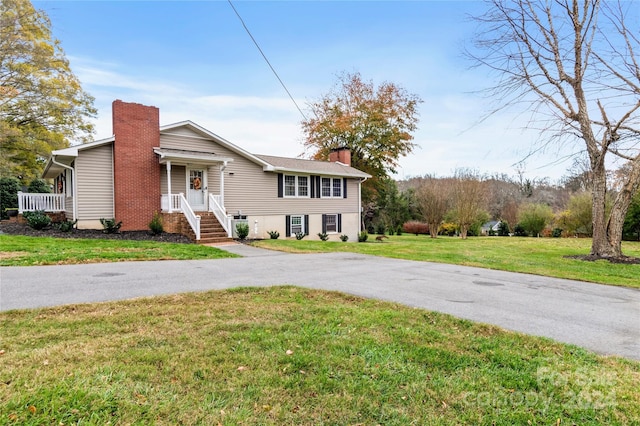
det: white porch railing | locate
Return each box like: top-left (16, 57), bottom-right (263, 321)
top-left (161, 194), bottom-right (182, 212)
top-left (209, 194), bottom-right (232, 237)
top-left (18, 192), bottom-right (65, 213)
top-left (179, 193), bottom-right (200, 240)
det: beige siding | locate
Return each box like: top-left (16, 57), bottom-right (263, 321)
top-left (75, 144), bottom-right (114, 219)
top-left (159, 129), bottom-right (361, 220)
top-left (160, 165), bottom-right (187, 194)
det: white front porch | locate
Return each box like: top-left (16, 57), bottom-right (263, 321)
top-left (160, 192), bottom-right (232, 240)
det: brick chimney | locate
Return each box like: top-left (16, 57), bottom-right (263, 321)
top-left (112, 100), bottom-right (161, 231)
top-left (329, 147), bottom-right (351, 166)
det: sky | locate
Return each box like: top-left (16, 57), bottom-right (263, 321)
top-left (34, 0), bottom-right (579, 182)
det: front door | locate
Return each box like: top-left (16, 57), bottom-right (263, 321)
top-left (188, 168), bottom-right (207, 211)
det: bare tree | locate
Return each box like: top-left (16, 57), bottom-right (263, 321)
top-left (415, 176), bottom-right (451, 238)
top-left (469, 0), bottom-right (640, 258)
top-left (451, 170), bottom-right (487, 239)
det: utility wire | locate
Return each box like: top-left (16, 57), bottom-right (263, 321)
top-left (227, 0), bottom-right (308, 121)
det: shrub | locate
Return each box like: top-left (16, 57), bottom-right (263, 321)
top-left (0, 177), bottom-right (20, 220)
top-left (358, 231), bottom-right (368, 242)
top-left (148, 212), bottom-right (163, 235)
top-left (57, 219), bottom-right (77, 232)
top-left (513, 224), bottom-right (528, 237)
top-left (267, 230), bottom-right (280, 239)
top-left (395, 226), bottom-right (403, 236)
top-left (552, 227), bottom-right (563, 238)
top-left (375, 223), bottom-right (386, 235)
top-left (497, 221), bottom-right (510, 236)
top-left (27, 179), bottom-right (51, 193)
top-left (295, 232), bottom-right (305, 240)
top-left (235, 222), bottom-right (249, 240)
top-left (488, 228), bottom-right (497, 236)
top-left (402, 221), bottom-right (429, 236)
top-left (340, 234), bottom-right (349, 242)
top-left (318, 232), bottom-right (329, 241)
top-left (100, 218), bottom-right (122, 234)
top-left (23, 210), bottom-right (51, 230)
top-left (439, 222), bottom-right (457, 236)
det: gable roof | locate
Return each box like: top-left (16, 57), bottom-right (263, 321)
top-left (256, 154), bottom-right (370, 178)
top-left (43, 120), bottom-right (371, 180)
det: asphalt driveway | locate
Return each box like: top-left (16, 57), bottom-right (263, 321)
top-left (1, 244), bottom-right (638, 360)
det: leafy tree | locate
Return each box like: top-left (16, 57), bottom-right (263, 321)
top-left (450, 169), bottom-right (487, 239)
top-left (302, 72), bottom-right (421, 202)
top-left (557, 192), bottom-right (593, 237)
top-left (0, 0), bottom-right (96, 182)
top-left (415, 176), bottom-right (450, 238)
top-left (375, 178), bottom-right (413, 235)
top-left (0, 176), bottom-right (20, 218)
top-left (469, 0), bottom-right (640, 258)
top-left (27, 178), bottom-right (50, 193)
top-left (519, 203), bottom-right (554, 238)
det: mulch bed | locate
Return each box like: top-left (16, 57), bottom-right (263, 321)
top-left (563, 254), bottom-right (640, 264)
top-left (0, 221), bottom-right (193, 244)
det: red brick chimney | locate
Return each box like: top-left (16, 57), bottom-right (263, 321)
top-left (112, 100), bottom-right (161, 231)
top-left (329, 147), bottom-right (351, 166)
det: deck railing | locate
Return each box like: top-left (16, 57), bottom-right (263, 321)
top-left (209, 194), bottom-right (232, 237)
top-left (18, 192), bottom-right (65, 213)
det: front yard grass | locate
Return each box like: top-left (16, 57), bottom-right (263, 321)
top-left (253, 235), bottom-right (640, 288)
top-left (1, 287), bottom-right (638, 425)
top-left (0, 235), bottom-right (237, 266)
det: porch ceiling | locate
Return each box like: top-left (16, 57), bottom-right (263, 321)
top-left (154, 148), bottom-right (233, 165)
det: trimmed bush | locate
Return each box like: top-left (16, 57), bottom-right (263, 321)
top-left (318, 232), bottom-right (329, 241)
top-left (267, 230), bottom-right (280, 239)
top-left (295, 232), bottom-right (305, 240)
top-left (358, 231), bottom-right (368, 242)
top-left (402, 221), bottom-right (429, 236)
top-left (27, 179), bottom-right (51, 193)
top-left (23, 210), bottom-right (51, 230)
top-left (235, 222), bottom-right (249, 240)
top-left (340, 234), bottom-right (349, 242)
top-left (57, 219), bottom-right (77, 232)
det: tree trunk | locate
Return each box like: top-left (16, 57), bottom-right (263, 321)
top-left (429, 222), bottom-right (439, 238)
top-left (590, 164), bottom-right (622, 258)
top-left (460, 225), bottom-right (468, 239)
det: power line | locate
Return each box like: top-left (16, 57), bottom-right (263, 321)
top-left (227, 0), bottom-right (308, 121)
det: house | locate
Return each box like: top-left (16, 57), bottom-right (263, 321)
top-left (22, 100), bottom-right (370, 243)
top-left (480, 220), bottom-right (502, 236)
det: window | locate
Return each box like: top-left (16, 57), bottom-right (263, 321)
top-left (298, 176), bottom-right (308, 197)
top-left (322, 213), bottom-right (342, 233)
top-left (283, 175), bottom-right (309, 198)
top-left (325, 214), bottom-right (337, 232)
top-left (291, 215), bottom-right (303, 234)
top-left (284, 175), bottom-right (296, 196)
top-left (321, 177), bottom-right (342, 198)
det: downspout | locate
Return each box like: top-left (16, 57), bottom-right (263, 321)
top-left (51, 156), bottom-right (77, 222)
top-left (220, 161), bottom-right (227, 207)
top-left (359, 176), bottom-right (368, 232)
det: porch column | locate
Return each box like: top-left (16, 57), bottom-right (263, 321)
top-left (166, 161), bottom-right (172, 213)
top-left (220, 161), bottom-right (227, 207)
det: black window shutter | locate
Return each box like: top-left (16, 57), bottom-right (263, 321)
top-left (322, 214), bottom-right (327, 233)
top-left (338, 214), bottom-right (342, 233)
top-left (343, 178), bottom-right (348, 198)
top-left (304, 215), bottom-right (309, 235)
top-left (286, 215), bottom-right (291, 237)
top-left (310, 175), bottom-right (316, 198)
top-left (315, 176), bottom-right (321, 198)
top-left (278, 173), bottom-right (284, 198)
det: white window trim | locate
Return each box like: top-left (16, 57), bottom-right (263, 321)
top-left (290, 214), bottom-right (305, 234)
top-left (321, 177), bottom-right (342, 198)
top-left (284, 174), bottom-right (310, 198)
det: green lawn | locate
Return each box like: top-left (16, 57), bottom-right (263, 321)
top-left (0, 235), bottom-right (237, 266)
top-left (253, 235), bottom-right (640, 288)
top-left (1, 287), bottom-right (638, 425)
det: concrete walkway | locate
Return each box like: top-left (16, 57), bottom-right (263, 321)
top-left (1, 244), bottom-right (639, 360)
